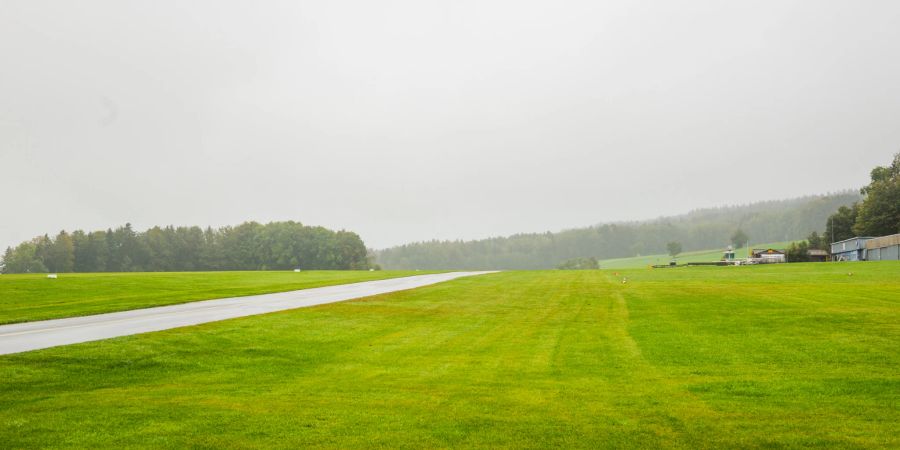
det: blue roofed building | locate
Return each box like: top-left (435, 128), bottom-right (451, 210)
top-left (830, 237), bottom-right (874, 261)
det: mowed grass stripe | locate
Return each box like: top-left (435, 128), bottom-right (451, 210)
top-left (0, 270), bottom-right (429, 325)
top-left (620, 263), bottom-right (899, 447)
top-left (1, 263), bottom-right (898, 448)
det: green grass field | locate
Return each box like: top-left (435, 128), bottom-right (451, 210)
top-left (599, 241), bottom-right (796, 268)
top-left (1, 263), bottom-right (898, 448)
top-left (0, 271), bottom-right (426, 325)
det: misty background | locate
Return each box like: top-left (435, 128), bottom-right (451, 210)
top-left (2, 1), bottom-right (899, 252)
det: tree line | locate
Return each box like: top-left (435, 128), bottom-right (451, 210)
top-left (376, 191), bottom-right (861, 270)
top-left (822, 152), bottom-right (900, 243)
top-left (783, 152), bottom-right (900, 262)
top-left (1, 221), bottom-right (373, 274)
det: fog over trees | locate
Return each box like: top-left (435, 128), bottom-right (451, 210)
top-left (378, 153), bottom-right (900, 270)
top-left (3, 155), bottom-right (895, 274)
top-left (377, 191), bottom-right (862, 270)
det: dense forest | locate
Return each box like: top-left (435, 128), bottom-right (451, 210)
top-left (377, 191), bottom-right (862, 270)
top-left (1, 221), bottom-right (371, 274)
top-left (821, 152), bottom-right (900, 243)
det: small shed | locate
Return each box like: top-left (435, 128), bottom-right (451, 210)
top-left (865, 233), bottom-right (900, 261)
top-left (807, 249), bottom-right (829, 262)
top-left (830, 237), bottom-right (873, 261)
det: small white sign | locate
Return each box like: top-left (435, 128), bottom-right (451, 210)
top-left (47, 274), bottom-right (58, 279)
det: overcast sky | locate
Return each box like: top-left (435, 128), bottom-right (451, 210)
top-left (2, 1), bottom-right (899, 250)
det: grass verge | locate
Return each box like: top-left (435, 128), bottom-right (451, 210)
top-left (0, 262), bottom-right (898, 447)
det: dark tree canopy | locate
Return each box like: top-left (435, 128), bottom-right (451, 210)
top-left (825, 205), bottom-right (859, 244)
top-left (1, 221), bottom-right (371, 274)
top-left (853, 152), bottom-right (900, 237)
top-left (806, 231), bottom-right (826, 250)
top-left (666, 241), bottom-right (682, 258)
top-left (730, 229), bottom-right (749, 249)
top-left (786, 241), bottom-right (811, 263)
top-left (377, 192), bottom-right (861, 270)
top-left (811, 152), bottom-right (900, 245)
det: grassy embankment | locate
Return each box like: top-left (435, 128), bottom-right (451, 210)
top-left (1, 262), bottom-right (898, 447)
top-left (0, 271), bottom-right (428, 325)
top-left (599, 240), bottom-right (796, 268)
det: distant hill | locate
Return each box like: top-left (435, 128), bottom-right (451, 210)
top-left (376, 191), bottom-right (861, 270)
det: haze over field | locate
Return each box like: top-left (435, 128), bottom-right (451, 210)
top-left (2, 1), bottom-right (900, 250)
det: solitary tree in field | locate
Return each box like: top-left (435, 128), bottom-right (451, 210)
top-left (667, 241), bottom-right (682, 259)
top-left (731, 229), bottom-right (749, 249)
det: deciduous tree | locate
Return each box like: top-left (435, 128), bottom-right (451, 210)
top-left (786, 241), bottom-right (810, 263)
top-left (730, 229), bottom-right (749, 248)
top-left (806, 231), bottom-right (825, 250)
top-left (667, 241), bottom-right (682, 258)
top-left (0, 221), bottom-right (371, 273)
top-left (825, 205), bottom-right (858, 244)
top-left (853, 152), bottom-right (900, 236)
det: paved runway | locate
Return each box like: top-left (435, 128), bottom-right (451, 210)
top-left (0, 271), bottom-right (494, 355)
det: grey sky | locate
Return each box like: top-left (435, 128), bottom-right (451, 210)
top-left (2, 1), bottom-right (899, 250)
